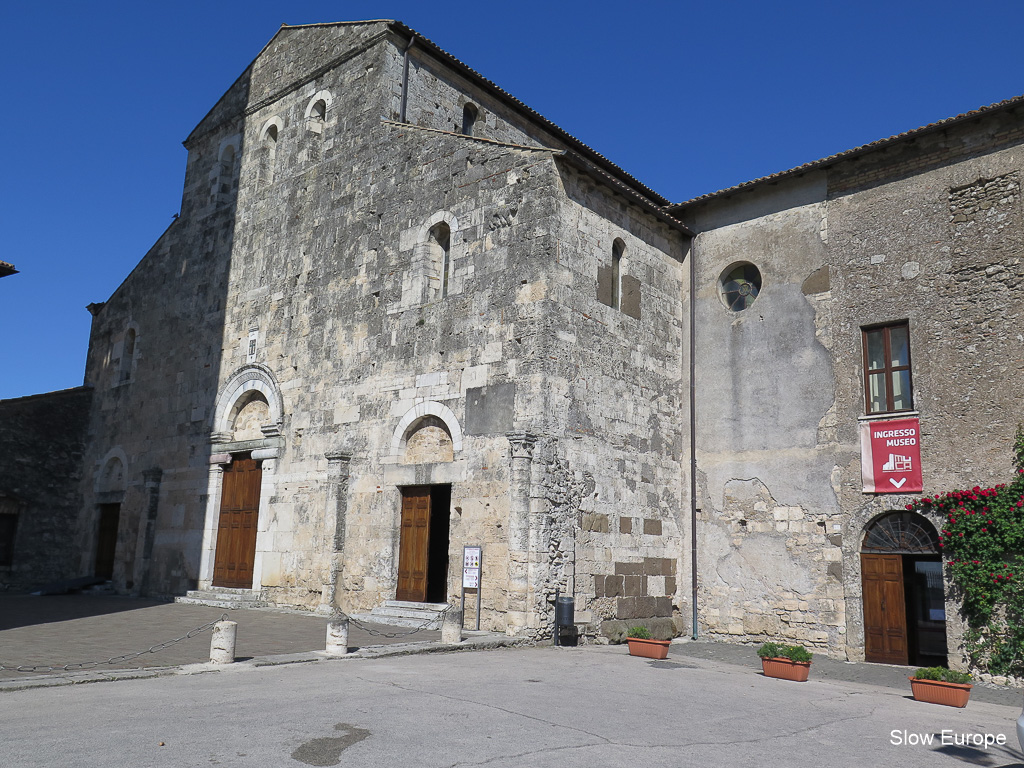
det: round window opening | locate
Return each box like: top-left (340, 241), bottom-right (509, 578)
top-left (719, 263), bottom-right (762, 312)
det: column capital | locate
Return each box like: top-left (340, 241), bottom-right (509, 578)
top-left (507, 432), bottom-right (537, 461)
top-left (142, 468), bottom-right (163, 488)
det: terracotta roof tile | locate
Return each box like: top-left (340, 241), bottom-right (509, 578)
top-left (670, 93), bottom-right (1024, 209)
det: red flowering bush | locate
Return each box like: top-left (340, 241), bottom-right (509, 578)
top-left (905, 427), bottom-right (1024, 676)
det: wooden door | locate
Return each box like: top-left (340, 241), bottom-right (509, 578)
top-left (213, 456), bottom-right (262, 588)
top-left (94, 503), bottom-right (121, 579)
top-left (396, 487), bottom-right (431, 602)
top-left (862, 553), bottom-right (908, 664)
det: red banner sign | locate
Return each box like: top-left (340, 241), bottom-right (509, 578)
top-left (861, 417), bottom-right (923, 493)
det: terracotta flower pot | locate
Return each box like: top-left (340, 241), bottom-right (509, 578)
top-left (761, 657), bottom-right (811, 682)
top-left (627, 637), bottom-right (670, 660)
top-left (909, 677), bottom-right (973, 708)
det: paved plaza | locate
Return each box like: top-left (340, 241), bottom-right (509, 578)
top-left (0, 594), bottom-right (444, 683)
top-left (2, 595), bottom-right (1024, 765)
top-left (2, 637), bottom-right (1023, 767)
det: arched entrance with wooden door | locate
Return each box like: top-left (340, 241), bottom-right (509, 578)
top-left (200, 364), bottom-right (284, 593)
top-left (390, 402), bottom-right (461, 605)
top-left (861, 511), bottom-right (947, 666)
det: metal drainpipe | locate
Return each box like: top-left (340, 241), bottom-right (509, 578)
top-left (689, 233), bottom-right (699, 640)
top-left (400, 35), bottom-right (417, 123)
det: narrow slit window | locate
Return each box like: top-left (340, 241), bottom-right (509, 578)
top-left (119, 328), bottom-right (136, 383)
top-left (611, 239), bottom-right (624, 310)
top-left (262, 124), bottom-right (278, 186)
top-left (430, 223), bottom-right (452, 298)
top-left (462, 103), bottom-right (478, 136)
top-left (309, 100), bottom-right (327, 132)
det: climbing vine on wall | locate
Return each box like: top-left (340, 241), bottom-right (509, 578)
top-left (906, 426), bottom-right (1024, 676)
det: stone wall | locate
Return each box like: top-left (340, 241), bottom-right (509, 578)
top-left (544, 164), bottom-right (690, 638)
top-left (73, 24), bottom-right (695, 641)
top-left (0, 387), bottom-right (92, 591)
top-left (685, 177), bottom-right (846, 649)
top-left (828, 134), bottom-right (1024, 663)
top-left (678, 109), bottom-right (1024, 660)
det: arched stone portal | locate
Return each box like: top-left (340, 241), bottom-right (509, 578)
top-left (390, 401), bottom-right (461, 604)
top-left (860, 511), bottom-right (947, 666)
top-left (200, 365), bottom-right (284, 592)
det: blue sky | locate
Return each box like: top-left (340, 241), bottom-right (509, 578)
top-left (3, 0), bottom-right (1023, 399)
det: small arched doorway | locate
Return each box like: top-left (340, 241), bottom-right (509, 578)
top-left (395, 415), bottom-right (454, 604)
top-left (861, 512), bottom-right (947, 666)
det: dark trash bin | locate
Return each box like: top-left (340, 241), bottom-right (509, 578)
top-left (554, 596), bottom-right (576, 646)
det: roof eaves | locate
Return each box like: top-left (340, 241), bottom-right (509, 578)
top-left (670, 93), bottom-right (1024, 210)
top-left (0, 385), bottom-right (93, 406)
top-left (557, 150), bottom-right (694, 237)
top-left (0, 260), bottom-right (17, 277)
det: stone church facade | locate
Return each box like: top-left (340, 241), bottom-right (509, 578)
top-left (3, 21), bottom-right (1022, 661)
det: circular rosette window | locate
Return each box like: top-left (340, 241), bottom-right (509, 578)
top-left (719, 262), bottom-right (762, 312)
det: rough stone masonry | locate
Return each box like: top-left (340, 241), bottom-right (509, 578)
top-left (3, 21), bottom-right (1022, 664)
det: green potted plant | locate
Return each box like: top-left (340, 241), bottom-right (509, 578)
top-left (757, 642), bottom-right (813, 682)
top-left (908, 667), bottom-right (973, 708)
top-left (626, 626), bottom-right (671, 660)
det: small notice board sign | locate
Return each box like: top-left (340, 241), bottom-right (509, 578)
top-left (461, 545), bottom-right (482, 631)
top-left (463, 546), bottom-right (482, 588)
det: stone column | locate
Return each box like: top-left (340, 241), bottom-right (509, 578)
top-left (199, 457), bottom-right (229, 588)
top-left (320, 451), bottom-right (352, 614)
top-left (506, 433), bottom-right (536, 635)
top-left (441, 606), bottom-right (464, 644)
top-left (250, 447), bottom-right (279, 594)
top-left (210, 620), bottom-right (237, 664)
top-left (135, 468), bottom-right (163, 596)
top-left (325, 611), bottom-right (350, 656)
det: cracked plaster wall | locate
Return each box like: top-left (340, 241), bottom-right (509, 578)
top-left (681, 113), bottom-right (1024, 661)
top-left (687, 178), bottom-right (845, 650)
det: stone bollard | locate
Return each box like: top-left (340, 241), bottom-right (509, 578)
top-left (440, 607), bottom-right (463, 644)
top-left (325, 612), bottom-right (350, 656)
top-left (210, 620), bottom-right (237, 664)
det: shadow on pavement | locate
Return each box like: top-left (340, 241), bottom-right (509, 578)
top-left (0, 594), bottom-right (167, 631)
top-left (932, 742), bottom-right (1022, 766)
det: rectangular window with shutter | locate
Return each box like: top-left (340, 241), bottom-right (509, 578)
top-left (862, 322), bottom-right (913, 414)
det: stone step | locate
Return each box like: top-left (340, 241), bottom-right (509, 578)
top-left (349, 612), bottom-right (444, 629)
top-left (349, 600), bottom-right (449, 629)
top-left (385, 600), bottom-right (448, 611)
top-left (175, 589), bottom-right (267, 609)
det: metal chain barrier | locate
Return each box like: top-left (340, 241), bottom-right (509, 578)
top-left (346, 606), bottom-right (449, 639)
top-left (0, 613), bottom-right (228, 675)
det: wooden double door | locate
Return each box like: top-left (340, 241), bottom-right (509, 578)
top-left (862, 553), bottom-right (946, 666)
top-left (213, 455), bottom-right (262, 589)
top-left (396, 485), bottom-right (451, 603)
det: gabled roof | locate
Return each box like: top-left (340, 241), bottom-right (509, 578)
top-left (669, 93), bottom-right (1024, 210)
top-left (186, 20), bottom-right (673, 209)
top-left (380, 21), bottom-right (671, 208)
top-left (0, 261), bottom-right (17, 278)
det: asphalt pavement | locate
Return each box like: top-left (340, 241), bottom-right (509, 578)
top-left (2, 643), bottom-right (1022, 767)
